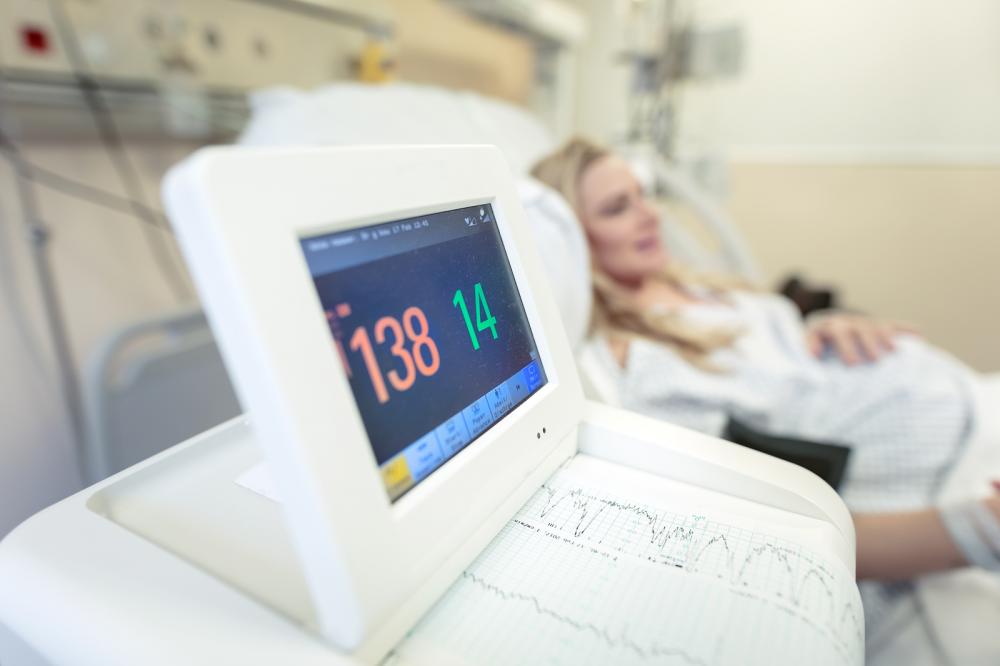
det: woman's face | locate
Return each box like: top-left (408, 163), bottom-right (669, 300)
top-left (577, 155), bottom-right (668, 286)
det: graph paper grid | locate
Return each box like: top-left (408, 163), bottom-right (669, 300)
top-left (388, 457), bottom-right (863, 665)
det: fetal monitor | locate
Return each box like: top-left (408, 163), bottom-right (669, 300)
top-left (0, 146), bottom-right (863, 665)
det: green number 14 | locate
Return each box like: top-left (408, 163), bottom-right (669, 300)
top-left (453, 282), bottom-right (498, 350)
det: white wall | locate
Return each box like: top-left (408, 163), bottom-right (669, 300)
top-left (571, 0), bottom-right (631, 141)
top-left (676, 0), bottom-right (1000, 162)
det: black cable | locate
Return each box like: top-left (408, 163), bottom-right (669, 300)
top-left (0, 131), bottom-right (168, 227)
top-left (29, 163), bottom-right (169, 226)
top-left (1, 123), bottom-right (90, 486)
top-left (0, 144), bottom-right (58, 384)
top-left (46, 0), bottom-right (193, 303)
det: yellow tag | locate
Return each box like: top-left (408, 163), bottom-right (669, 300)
top-left (358, 40), bottom-right (394, 84)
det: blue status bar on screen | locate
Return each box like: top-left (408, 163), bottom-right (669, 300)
top-left (379, 359), bottom-right (545, 500)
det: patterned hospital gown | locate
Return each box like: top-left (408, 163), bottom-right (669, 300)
top-left (587, 292), bottom-right (978, 636)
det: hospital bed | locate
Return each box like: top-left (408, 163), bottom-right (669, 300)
top-left (82, 306), bottom-right (241, 484)
top-left (1, 143), bottom-right (865, 666)
top-left (57, 80), bottom-right (1000, 664)
top-left (239, 81), bottom-right (1000, 664)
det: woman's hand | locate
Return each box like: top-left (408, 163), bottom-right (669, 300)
top-left (805, 312), bottom-right (917, 366)
top-left (985, 480), bottom-right (1000, 522)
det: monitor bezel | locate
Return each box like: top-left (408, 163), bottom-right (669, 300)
top-left (298, 201), bottom-right (551, 503)
top-left (163, 145), bottom-right (584, 656)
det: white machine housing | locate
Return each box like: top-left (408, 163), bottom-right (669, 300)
top-left (162, 145), bottom-right (585, 655)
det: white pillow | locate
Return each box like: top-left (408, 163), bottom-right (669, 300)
top-left (517, 178), bottom-right (592, 350)
top-left (239, 82), bottom-right (555, 175)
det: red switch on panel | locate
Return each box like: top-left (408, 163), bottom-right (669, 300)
top-left (21, 25), bottom-right (52, 54)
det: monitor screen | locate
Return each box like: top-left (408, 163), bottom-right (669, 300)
top-left (301, 203), bottom-right (548, 501)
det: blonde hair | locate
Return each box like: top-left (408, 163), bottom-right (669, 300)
top-left (531, 137), bottom-right (745, 369)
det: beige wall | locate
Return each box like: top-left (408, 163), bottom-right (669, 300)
top-left (390, 0), bottom-right (535, 105)
top-left (0, 139), bottom-right (200, 537)
top-left (727, 163), bottom-right (1000, 372)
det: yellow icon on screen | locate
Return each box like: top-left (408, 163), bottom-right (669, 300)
top-left (381, 456), bottom-right (413, 499)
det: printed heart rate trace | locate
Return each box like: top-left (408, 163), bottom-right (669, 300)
top-left (391, 463), bottom-right (865, 666)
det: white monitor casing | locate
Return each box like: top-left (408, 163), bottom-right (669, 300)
top-left (162, 145), bottom-right (585, 656)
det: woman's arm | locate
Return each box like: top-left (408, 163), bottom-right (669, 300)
top-left (854, 490), bottom-right (1000, 580)
top-left (854, 509), bottom-right (967, 581)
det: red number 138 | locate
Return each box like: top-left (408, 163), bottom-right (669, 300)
top-left (349, 306), bottom-right (440, 404)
